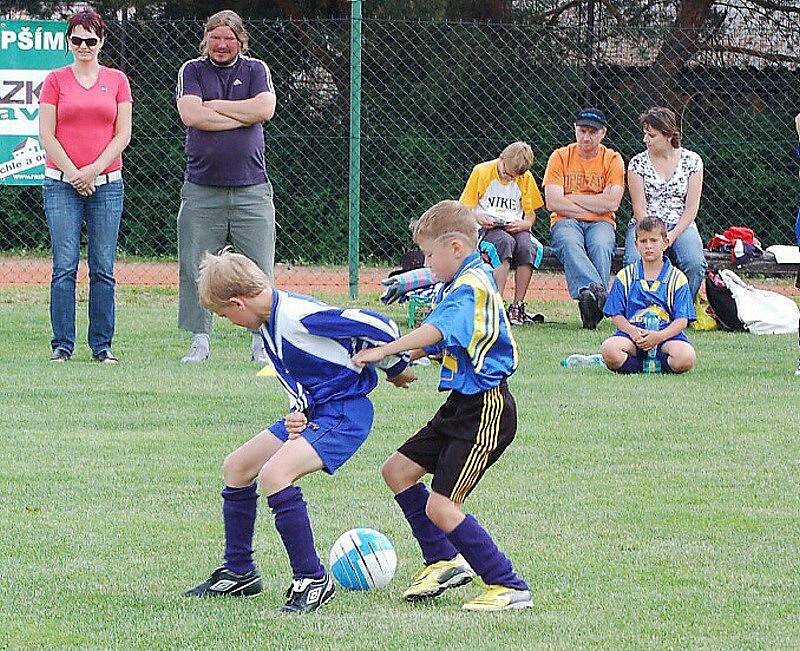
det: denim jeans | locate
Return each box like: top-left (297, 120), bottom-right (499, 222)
top-left (43, 177), bottom-right (124, 356)
top-left (550, 219), bottom-right (616, 299)
top-left (623, 220), bottom-right (707, 299)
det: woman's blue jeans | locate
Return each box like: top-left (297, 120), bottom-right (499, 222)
top-left (43, 177), bottom-right (124, 356)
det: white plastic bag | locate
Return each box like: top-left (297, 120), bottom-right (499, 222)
top-left (719, 269), bottom-right (799, 335)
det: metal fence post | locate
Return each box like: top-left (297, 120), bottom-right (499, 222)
top-left (348, 0), bottom-right (363, 299)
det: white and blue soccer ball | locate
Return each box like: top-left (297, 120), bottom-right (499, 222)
top-left (329, 528), bottom-right (397, 590)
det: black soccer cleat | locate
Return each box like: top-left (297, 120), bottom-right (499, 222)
top-left (279, 571), bottom-right (336, 613)
top-left (578, 288), bottom-right (599, 330)
top-left (184, 566), bottom-right (262, 597)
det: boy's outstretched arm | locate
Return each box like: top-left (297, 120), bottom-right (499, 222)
top-left (352, 324), bottom-right (442, 366)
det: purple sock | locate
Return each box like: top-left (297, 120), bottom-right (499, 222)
top-left (657, 351), bottom-right (675, 373)
top-left (221, 483), bottom-right (258, 574)
top-left (267, 485), bottom-right (325, 580)
top-left (447, 514), bottom-right (528, 590)
top-left (395, 483), bottom-right (458, 565)
top-left (614, 353), bottom-right (642, 374)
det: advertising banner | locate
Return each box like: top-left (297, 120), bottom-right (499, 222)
top-left (0, 20), bottom-right (68, 185)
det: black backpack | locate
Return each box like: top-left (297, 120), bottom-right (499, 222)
top-left (705, 270), bottom-right (745, 331)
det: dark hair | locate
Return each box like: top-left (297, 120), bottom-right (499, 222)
top-left (635, 216), bottom-right (668, 239)
top-left (67, 9), bottom-right (105, 40)
top-left (639, 106), bottom-right (681, 148)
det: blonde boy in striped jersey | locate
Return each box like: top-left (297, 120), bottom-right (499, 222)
top-left (353, 200), bottom-right (531, 612)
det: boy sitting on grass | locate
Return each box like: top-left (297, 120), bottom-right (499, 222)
top-left (184, 249), bottom-right (415, 613)
top-left (600, 216), bottom-right (696, 374)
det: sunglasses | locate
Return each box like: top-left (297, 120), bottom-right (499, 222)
top-left (70, 36), bottom-right (99, 47)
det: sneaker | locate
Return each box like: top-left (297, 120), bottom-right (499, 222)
top-left (578, 288), bottom-right (601, 330)
top-left (92, 350), bottom-right (118, 365)
top-left (251, 332), bottom-right (268, 364)
top-left (402, 554), bottom-right (474, 601)
top-left (184, 566), bottom-right (262, 597)
top-left (279, 571), bottom-right (335, 613)
top-left (795, 357), bottom-right (800, 377)
top-left (462, 584), bottom-right (533, 612)
top-left (507, 303), bottom-right (524, 326)
top-left (50, 348), bottom-right (71, 362)
top-left (181, 334), bottom-right (210, 364)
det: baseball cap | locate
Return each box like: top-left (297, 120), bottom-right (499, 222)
top-left (574, 108), bottom-right (607, 129)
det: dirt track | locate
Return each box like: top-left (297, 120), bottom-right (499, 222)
top-left (1, 256), bottom-right (796, 300)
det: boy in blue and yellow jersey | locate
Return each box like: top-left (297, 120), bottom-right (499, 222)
top-left (600, 216), bottom-right (696, 374)
top-left (353, 200), bottom-right (531, 612)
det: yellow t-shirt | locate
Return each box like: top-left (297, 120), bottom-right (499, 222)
top-left (459, 159), bottom-right (544, 224)
top-left (542, 143), bottom-right (625, 227)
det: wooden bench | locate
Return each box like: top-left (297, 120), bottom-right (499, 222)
top-left (536, 246), bottom-right (800, 277)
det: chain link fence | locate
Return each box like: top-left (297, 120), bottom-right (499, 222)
top-left (1, 15), bottom-right (798, 298)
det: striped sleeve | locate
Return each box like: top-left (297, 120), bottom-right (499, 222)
top-left (603, 267), bottom-right (631, 317)
top-left (176, 59), bottom-right (202, 100)
top-left (424, 271), bottom-right (501, 372)
top-left (301, 308), bottom-right (409, 376)
top-left (668, 269), bottom-right (696, 322)
top-left (245, 56), bottom-right (274, 95)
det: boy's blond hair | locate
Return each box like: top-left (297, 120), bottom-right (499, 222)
top-left (500, 141), bottom-right (534, 175)
top-left (197, 249), bottom-right (270, 313)
top-left (410, 200), bottom-right (478, 248)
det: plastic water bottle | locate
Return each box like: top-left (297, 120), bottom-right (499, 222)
top-left (642, 313), bottom-right (661, 374)
top-left (560, 354), bottom-right (606, 369)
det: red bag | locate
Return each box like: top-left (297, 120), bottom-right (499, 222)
top-left (707, 226), bottom-right (762, 251)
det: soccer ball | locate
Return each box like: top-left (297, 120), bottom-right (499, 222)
top-left (329, 528), bottom-right (397, 590)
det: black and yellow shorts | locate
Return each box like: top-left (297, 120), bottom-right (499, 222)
top-left (397, 382), bottom-right (517, 504)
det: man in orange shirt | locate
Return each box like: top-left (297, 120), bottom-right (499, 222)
top-left (543, 109), bottom-right (625, 329)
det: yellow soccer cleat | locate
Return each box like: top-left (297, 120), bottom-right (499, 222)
top-left (402, 555), bottom-right (474, 601)
top-left (461, 584), bottom-right (533, 612)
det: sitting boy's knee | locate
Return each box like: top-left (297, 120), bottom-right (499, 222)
top-left (668, 347), bottom-right (696, 373)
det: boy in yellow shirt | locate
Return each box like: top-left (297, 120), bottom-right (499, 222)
top-left (459, 141), bottom-right (545, 325)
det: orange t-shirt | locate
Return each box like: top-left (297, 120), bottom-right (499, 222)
top-left (542, 143), bottom-right (625, 228)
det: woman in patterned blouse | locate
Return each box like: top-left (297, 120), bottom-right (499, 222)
top-left (623, 107), bottom-right (707, 299)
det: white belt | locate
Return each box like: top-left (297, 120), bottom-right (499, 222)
top-left (45, 168), bottom-right (122, 186)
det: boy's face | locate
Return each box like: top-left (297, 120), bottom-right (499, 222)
top-left (218, 297), bottom-right (263, 330)
top-left (417, 235), bottom-right (463, 283)
top-left (635, 229), bottom-right (668, 262)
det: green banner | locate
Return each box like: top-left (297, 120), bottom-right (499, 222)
top-left (0, 20), bottom-right (69, 185)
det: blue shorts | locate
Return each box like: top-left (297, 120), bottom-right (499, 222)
top-left (613, 329), bottom-right (691, 357)
top-left (270, 397), bottom-right (374, 474)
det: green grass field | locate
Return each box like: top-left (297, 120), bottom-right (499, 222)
top-left (1, 287), bottom-right (798, 649)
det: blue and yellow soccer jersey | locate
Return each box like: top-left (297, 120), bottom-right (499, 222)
top-left (422, 252), bottom-right (518, 394)
top-left (603, 256), bottom-right (696, 329)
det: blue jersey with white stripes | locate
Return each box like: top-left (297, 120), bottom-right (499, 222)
top-left (258, 290), bottom-right (409, 412)
top-left (422, 252), bottom-right (519, 394)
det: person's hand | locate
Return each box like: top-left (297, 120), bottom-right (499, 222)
top-left (77, 182), bottom-right (96, 197)
top-left (70, 163), bottom-right (100, 194)
top-left (387, 366), bottom-right (416, 388)
top-left (352, 346), bottom-right (388, 367)
top-left (637, 329), bottom-right (663, 352)
top-left (631, 328), bottom-right (648, 348)
top-left (475, 213), bottom-right (496, 229)
top-left (285, 411), bottom-right (308, 439)
top-left (504, 220), bottom-right (531, 234)
top-left (666, 230), bottom-right (677, 249)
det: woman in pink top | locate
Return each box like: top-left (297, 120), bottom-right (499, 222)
top-left (39, 9), bottom-right (132, 364)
